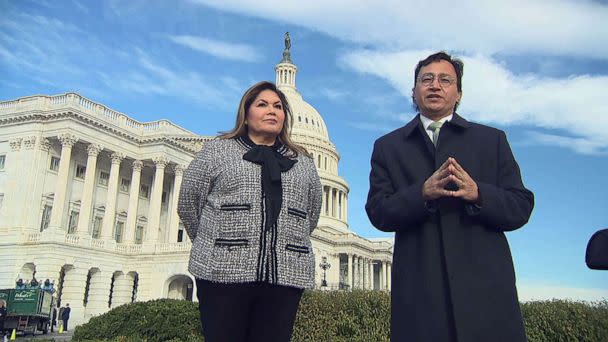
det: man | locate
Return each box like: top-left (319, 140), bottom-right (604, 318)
top-left (51, 307), bottom-right (57, 333)
top-left (0, 300), bottom-right (6, 340)
top-left (61, 303), bottom-right (71, 332)
top-left (366, 52), bottom-right (534, 342)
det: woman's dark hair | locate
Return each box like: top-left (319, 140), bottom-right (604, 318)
top-left (219, 81), bottom-right (309, 157)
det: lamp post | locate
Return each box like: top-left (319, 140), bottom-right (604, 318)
top-left (319, 257), bottom-right (331, 288)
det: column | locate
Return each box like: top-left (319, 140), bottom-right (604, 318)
top-left (85, 270), bottom-right (112, 317)
top-left (49, 133), bottom-right (78, 229)
top-left (60, 266), bottom-right (88, 326)
top-left (367, 259), bottom-right (374, 290)
top-left (344, 195), bottom-right (348, 222)
top-left (387, 263), bottom-right (392, 291)
top-left (23, 138), bottom-right (51, 230)
top-left (364, 259), bottom-right (369, 290)
top-left (146, 156), bottom-right (168, 243)
top-left (100, 152), bottom-right (125, 240)
top-left (77, 144), bottom-right (103, 236)
top-left (356, 257), bottom-right (361, 289)
top-left (168, 164), bottom-right (185, 243)
top-left (331, 189), bottom-right (336, 217)
top-left (124, 160), bottom-right (143, 243)
top-left (347, 254), bottom-right (353, 290)
top-left (0, 138), bottom-right (22, 228)
top-left (361, 258), bottom-right (366, 289)
top-left (338, 191), bottom-right (342, 220)
top-left (381, 261), bottom-right (387, 290)
top-left (324, 187), bottom-right (329, 215)
top-left (13, 137), bottom-right (40, 229)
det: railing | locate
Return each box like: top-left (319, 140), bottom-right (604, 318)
top-left (156, 242), bottom-right (191, 253)
top-left (14, 229), bottom-right (194, 256)
top-left (0, 93), bottom-right (196, 137)
top-left (115, 244), bottom-right (142, 254)
top-left (26, 233), bottom-right (41, 243)
top-left (91, 239), bottom-right (105, 249)
top-left (65, 234), bottom-right (79, 245)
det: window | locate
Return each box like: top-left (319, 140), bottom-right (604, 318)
top-left (0, 194), bottom-right (4, 210)
top-left (40, 205), bottom-right (52, 232)
top-left (75, 164), bottom-right (86, 179)
top-left (120, 178), bottom-right (131, 192)
top-left (68, 211), bottom-right (79, 234)
top-left (177, 227), bottom-right (184, 243)
top-left (140, 185), bottom-right (150, 199)
top-left (92, 217), bottom-right (103, 238)
top-left (161, 191), bottom-right (168, 204)
top-left (49, 156), bottom-right (60, 171)
top-left (98, 171), bottom-right (109, 186)
top-left (0, 155), bottom-right (5, 170)
top-left (114, 221), bottom-right (124, 243)
top-left (135, 225), bottom-right (144, 244)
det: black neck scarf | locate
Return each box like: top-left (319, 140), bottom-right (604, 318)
top-left (240, 135), bottom-right (296, 232)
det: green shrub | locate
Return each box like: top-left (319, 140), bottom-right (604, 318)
top-left (522, 300), bottom-right (608, 342)
top-left (292, 290), bottom-right (390, 342)
top-left (73, 292), bottom-right (607, 342)
top-left (72, 299), bottom-right (202, 342)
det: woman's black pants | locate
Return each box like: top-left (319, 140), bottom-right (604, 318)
top-left (196, 279), bottom-right (304, 342)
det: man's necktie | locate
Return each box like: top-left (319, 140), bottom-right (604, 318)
top-left (428, 121), bottom-right (444, 146)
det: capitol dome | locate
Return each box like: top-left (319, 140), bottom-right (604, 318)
top-left (275, 37), bottom-right (350, 231)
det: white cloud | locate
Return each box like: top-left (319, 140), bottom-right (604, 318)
top-left (319, 88), bottom-right (349, 101)
top-left (190, 0), bottom-right (608, 59)
top-left (168, 35), bottom-right (262, 62)
top-left (109, 49), bottom-right (236, 108)
top-left (526, 132), bottom-right (608, 155)
top-left (187, 0), bottom-right (608, 152)
top-left (341, 49), bottom-right (608, 153)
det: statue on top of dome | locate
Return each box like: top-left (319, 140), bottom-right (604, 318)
top-left (281, 32), bottom-right (292, 63)
top-left (284, 32), bottom-right (291, 51)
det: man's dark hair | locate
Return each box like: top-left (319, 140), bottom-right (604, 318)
top-left (412, 51), bottom-right (464, 111)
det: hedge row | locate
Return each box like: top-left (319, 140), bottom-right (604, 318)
top-left (73, 291), bottom-right (608, 342)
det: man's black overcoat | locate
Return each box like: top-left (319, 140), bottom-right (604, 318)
top-left (366, 114), bottom-right (534, 342)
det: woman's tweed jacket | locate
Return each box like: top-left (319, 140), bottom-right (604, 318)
top-left (178, 137), bottom-right (323, 289)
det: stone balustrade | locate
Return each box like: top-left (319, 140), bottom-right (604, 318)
top-left (0, 93), bottom-right (194, 137)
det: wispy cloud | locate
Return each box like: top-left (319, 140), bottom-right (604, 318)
top-left (341, 49), bottom-right (608, 154)
top-left (526, 132), bottom-right (608, 155)
top-left (190, 0), bottom-right (608, 59)
top-left (0, 10), bottom-right (239, 110)
top-left (168, 35), bottom-right (262, 62)
top-left (347, 121), bottom-right (401, 132)
top-left (97, 49), bottom-right (236, 108)
top-left (319, 88), bottom-right (349, 101)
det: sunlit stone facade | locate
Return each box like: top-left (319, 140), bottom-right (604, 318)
top-left (0, 50), bottom-right (392, 327)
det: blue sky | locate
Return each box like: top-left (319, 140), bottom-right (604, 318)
top-left (1, 0), bottom-right (607, 300)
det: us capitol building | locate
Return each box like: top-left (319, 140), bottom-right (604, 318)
top-left (0, 38), bottom-right (393, 326)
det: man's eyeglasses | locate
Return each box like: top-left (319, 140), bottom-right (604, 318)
top-left (417, 73), bottom-right (457, 87)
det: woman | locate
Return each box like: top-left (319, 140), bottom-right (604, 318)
top-left (178, 81), bottom-right (322, 342)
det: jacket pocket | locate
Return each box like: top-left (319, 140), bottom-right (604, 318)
top-left (220, 204), bottom-right (251, 211)
top-left (288, 208), bottom-right (307, 219)
top-left (214, 238), bottom-right (249, 247)
top-left (285, 243), bottom-right (310, 254)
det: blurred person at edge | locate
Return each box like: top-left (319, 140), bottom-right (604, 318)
top-left (178, 81), bottom-right (322, 342)
top-left (366, 52), bottom-right (534, 342)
